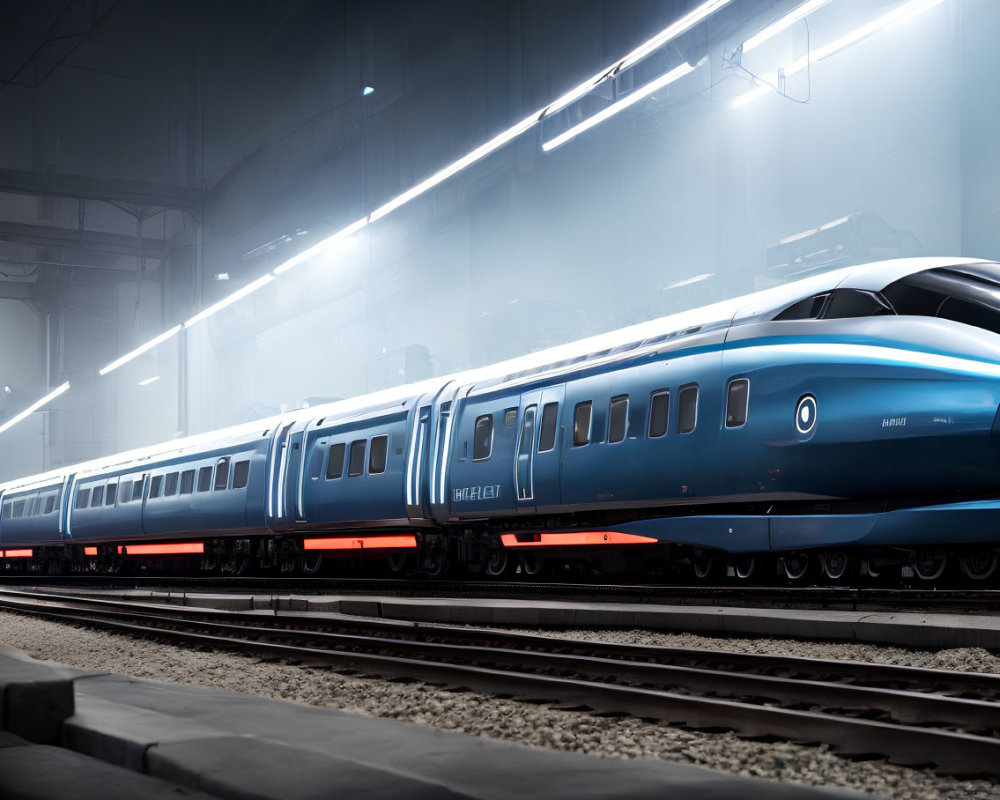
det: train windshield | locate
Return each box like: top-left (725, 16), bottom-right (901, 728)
top-left (881, 264), bottom-right (1000, 335)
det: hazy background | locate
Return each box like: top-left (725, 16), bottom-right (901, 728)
top-left (0, 0), bottom-right (995, 480)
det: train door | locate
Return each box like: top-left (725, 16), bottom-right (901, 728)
top-left (514, 392), bottom-right (540, 514)
top-left (405, 402), bottom-right (433, 521)
top-left (532, 385), bottom-right (565, 513)
top-left (265, 421), bottom-right (295, 530)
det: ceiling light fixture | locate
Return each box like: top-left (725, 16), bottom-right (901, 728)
top-left (742, 0), bottom-right (833, 54)
top-left (184, 275), bottom-right (275, 328)
top-left (98, 325), bottom-right (182, 377)
top-left (0, 382), bottom-right (70, 436)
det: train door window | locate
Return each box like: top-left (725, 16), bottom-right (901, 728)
top-left (608, 396), bottom-right (628, 443)
top-left (538, 403), bottom-right (558, 452)
top-left (473, 415), bottom-right (493, 461)
top-left (150, 475), bottom-right (163, 499)
top-left (164, 473), bottom-right (178, 496)
top-left (25, 496), bottom-right (37, 517)
top-left (573, 401), bottom-right (592, 446)
top-left (678, 384), bottom-right (699, 434)
top-left (43, 495), bottom-right (55, 514)
top-left (648, 390), bottom-right (669, 438)
top-left (326, 444), bottom-right (345, 479)
top-left (180, 470), bottom-right (195, 495)
top-left (233, 460), bottom-right (250, 489)
top-left (215, 458), bottom-right (231, 490)
top-left (726, 379), bottom-right (750, 428)
top-left (348, 440), bottom-right (366, 477)
top-left (75, 489), bottom-right (89, 510)
top-left (505, 409), bottom-right (517, 426)
top-left (369, 435), bottom-right (388, 474)
top-left (119, 481), bottom-right (133, 504)
top-left (91, 485), bottom-right (104, 507)
top-left (197, 466), bottom-right (213, 492)
top-left (106, 482), bottom-right (118, 505)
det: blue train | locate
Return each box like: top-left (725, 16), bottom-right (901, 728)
top-left (4, 256), bottom-right (1000, 584)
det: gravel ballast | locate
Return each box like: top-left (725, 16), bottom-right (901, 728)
top-left (0, 610), bottom-right (998, 800)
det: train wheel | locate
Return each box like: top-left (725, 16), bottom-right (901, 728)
top-left (958, 549), bottom-right (998, 582)
top-left (300, 552), bottom-right (324, 576)
top-left (518, 553), bottom-right (543, 577)
top-left (732, 555), bottom-right (757, 581)
top-left (387, 551), bottom-right (410, 574)
top-left (691, 549), bottom-right (717, 581)
top-left (819, 550), bottom-right (852, 583)
top-left (780, 552), bottom-right (811, 583)
top-left (912, 549), bottom-right (948, 582)
top-left (484, 539), bottom-right (509, 577)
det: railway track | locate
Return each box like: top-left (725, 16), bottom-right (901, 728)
top-left (1, 587), bottom-right (999, 774)
top-left (3, 574), bottom-right (1000, 613)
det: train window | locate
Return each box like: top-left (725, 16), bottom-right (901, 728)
top-left (348, 440), bottom-right (366, 477)
top-left (106, 482), bottom-right (118, 505)
top-left (505, 409), bottom-right (517, 426)
top-left (215, 458), bottom-right (231, 491)
top-left (538, 403), bottom-right (559, 452)
top-left (11, 499), bottom-right (24, 518)
top-left (43, 495), bottom-right (55, 515)
top-left (326, 444), bottom-right (346, 479)
top-left (150, 475), bottom-right (163, 499)
top-left (119, 481), bottom-right (133, 504)
top-left (473, 415), bottom-right (493, 461)
top-left (233, 460), bottom-right (250, 489)
top-left (648, 390), bottom-right (669, 438)
top-left (573, 401), bottom-right (592, 447)
top-left (774, 293), bottom-right (829, 320)
top-left (608, 396), bottom-right (628, 444)
top-left (822, 289), bottom-right (894, 319)
top-left (1, 502), bottom-right (9, 520)
top-left (163, 473), bottom-right (178, 496)
top-left (25, 497), bottom-right (37, 517)
top-left (180, 470), bottom-right (195, 495)
top-left (74, 489), bottom-right (89, 511)
top-left (197, 466), bottom-right (213, 492)
top-left (369, 435), bottom-right (388, 474)
top-left (678, 384), bottom-right (699, 434)
top-left (726, 379), bottom-right (750, 427)
top-left (91, 485), bottom-right (104, 507)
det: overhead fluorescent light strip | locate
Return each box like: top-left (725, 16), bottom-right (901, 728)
top-left (272, 216), bottom-right (369, 276)
top-left (732, 0), bottom-right (945, 107)
top-left (184, 274), bottom-right (275, 328)
top-left (0, 382), bottom-right (70, 436)
top-left (542, 62), bottom-right (696, 152)
top-left (98, 325), bottom-right (182, 376)
top-left (742, 0), bottom-right (833, 54)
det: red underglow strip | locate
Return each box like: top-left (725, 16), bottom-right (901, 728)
top-left (500, 531), bottom-right (659, 549)
top-left (117, 542), bottom-right (205, 556)
top-left (2, 549), bottom-right (33, 558)
top-left (84, 547), bottom-right (98, 556)
top-left (304, 535), bottom-right (418, 551)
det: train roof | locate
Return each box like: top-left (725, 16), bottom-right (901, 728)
top-left (0, 257), bottom-right (985, 493)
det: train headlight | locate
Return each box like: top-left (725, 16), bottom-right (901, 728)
top-left (795, 394), bottom-right (817, 435)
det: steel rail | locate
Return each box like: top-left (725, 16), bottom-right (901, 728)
top-left (1, 591), bottom-right (999, 774)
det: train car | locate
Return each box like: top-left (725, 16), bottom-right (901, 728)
top-left (4, 256), bottom-right (1000, 584)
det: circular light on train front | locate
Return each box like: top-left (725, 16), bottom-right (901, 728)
top-left (795, 394), bottom-right (817, 435)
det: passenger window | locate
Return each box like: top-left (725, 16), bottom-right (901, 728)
top-left (120, 481), bottom-right (133, 504)
top-left (150, 475), bottom-right (163, 499)
top-left (180, 470), bottom-right (195, 494)
top-left (823, 289), bottom-right (894, 319)
top-left (233, 460), bottom-right (251, 489)
top-left (75, 489), bottom-right (89, 510)
top-left (473, 415), bottom-right (493, 461)
top-left (538, 403), bottom-right (558, 452)
top-left (105, 482), bottom-right (118, 505)
top-left (678, 384), bottom-right (699, 434)
top-left (91, 486), bottom-right (104, 507)
top-left (348, 440), bottom-right (366, 477)
top-left (573, 401), bottom-right (592, 446)
top-left (164, 473), bottom-right (178, 496)
top-left (215, 458), bottom-right (231, 491)
top-left (43, 495), bottom-right (55, 515)
top-left (369, 435), bottom-right (388, 474)
top-left (11, 499), bottom-right (24, 517)
top-left (25, 497), bottom-right (37, 517)
top-left (1, 502), bottom-right (9, 520)
top-left (326, 444), bottom-right (346, 479)
top-left (608, 396), bottom-right (628, 443)
top-left (197, 466), bottom-right (213, 492)
top-left (648, 390), bottom-right (669, 437)
top-left (726, 379), bottom-right (750, 428)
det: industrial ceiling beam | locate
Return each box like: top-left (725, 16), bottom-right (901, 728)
top-left (0, 168), bottom-right (203, 211)
top-left (0, 220), bottom-right (167, 259)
